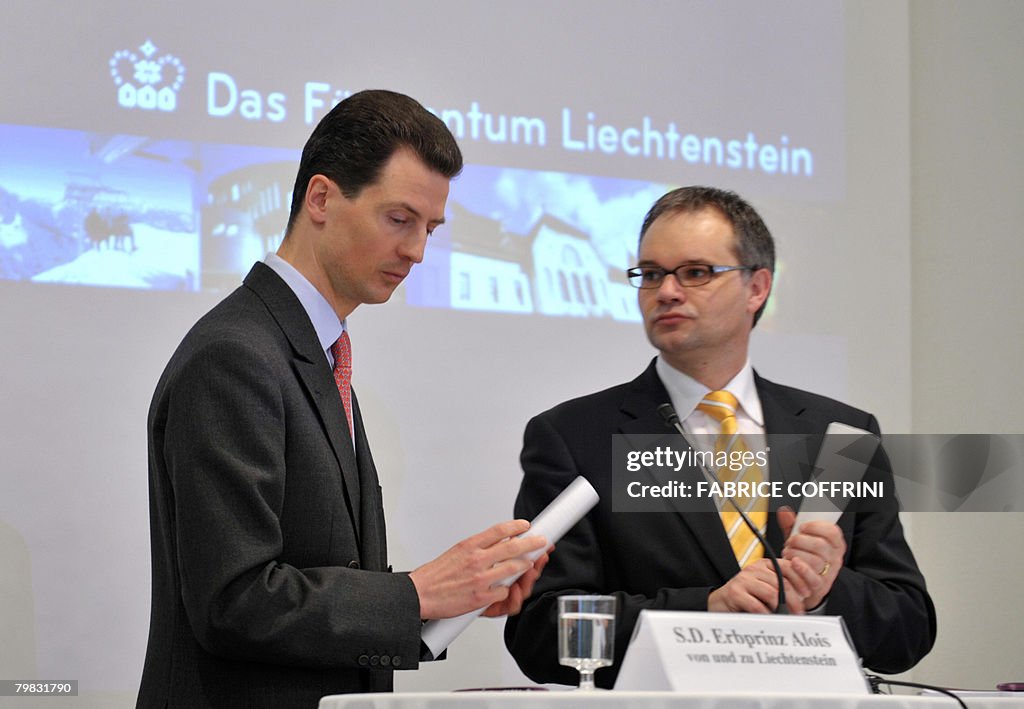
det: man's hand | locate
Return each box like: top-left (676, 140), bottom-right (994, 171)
top-left (707, 558), bottom-right (809, 614)
top-left (409, 519), bottom-right (548, 620)
top-left (480, 548), bottom-right (549, 618)
top-left (777, 506), bottom-right (845, 610)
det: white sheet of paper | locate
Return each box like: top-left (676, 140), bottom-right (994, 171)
top-left (792, 422), bottom-right (879, 531)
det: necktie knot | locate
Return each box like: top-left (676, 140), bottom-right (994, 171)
top-left (697, 390), bottom-right (739, 430)
top-left (331, 331), bottom-right (351, 373)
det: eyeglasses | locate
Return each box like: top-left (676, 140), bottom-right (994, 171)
top-left (626, 263), bottom-right (755, 289)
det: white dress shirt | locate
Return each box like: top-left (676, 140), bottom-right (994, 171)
top-left (655, 356), bottom-right (769, 507)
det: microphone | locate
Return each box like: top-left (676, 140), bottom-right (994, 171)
top-left (657, 403), bottom-right (789, 614)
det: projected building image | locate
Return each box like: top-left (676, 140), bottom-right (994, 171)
top-left (2, 125), bottom-right (660, 322)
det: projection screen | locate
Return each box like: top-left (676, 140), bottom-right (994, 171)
top-left (0, 1), bottom-right (917, 701)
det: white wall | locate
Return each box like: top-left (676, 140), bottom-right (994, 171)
top-left (908, 0), bottom-right (1024, 689)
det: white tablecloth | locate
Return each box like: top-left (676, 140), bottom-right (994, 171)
top-left (318, 690), bottom-right (1024, 709)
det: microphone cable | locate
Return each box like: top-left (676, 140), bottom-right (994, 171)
top-left (657, 403), bottom-right (788, 614)
top-left (865, 674), bottom-right (967, 708)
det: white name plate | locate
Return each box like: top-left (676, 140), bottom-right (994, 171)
top-left (614, 611), bottom-right (869, 695)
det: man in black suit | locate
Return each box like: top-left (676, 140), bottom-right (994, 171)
top-left (138, 90), bottom-right (547, 708)
top-left (504, 186), bottom-right (935, 687)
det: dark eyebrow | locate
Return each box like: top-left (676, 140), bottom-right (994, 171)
top-left (635, 259), bottom-right (710, 267)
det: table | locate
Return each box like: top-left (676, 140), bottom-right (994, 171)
top-left (318, 690), bottom-right (1024, 709)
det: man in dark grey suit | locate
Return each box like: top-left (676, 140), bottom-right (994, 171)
top-left (504, 186), bottom-right (935, 687)
top-left (138, 90), bottom-right (547, 708)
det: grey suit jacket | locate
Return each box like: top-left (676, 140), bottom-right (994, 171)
top-left (137, 263), bottom-right (421, 708)
top-left (504, 360), bottom-right (936, 687)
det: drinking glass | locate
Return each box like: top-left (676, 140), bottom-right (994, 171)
top-left (557, 594), bottom-right (616, 690)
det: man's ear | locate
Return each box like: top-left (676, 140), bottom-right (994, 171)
top-left (747, 267), bottom-right (772, 315)
top-left (304, 174), bottom-right (334, 225)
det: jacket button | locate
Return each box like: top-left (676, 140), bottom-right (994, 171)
top-left (348, 560), bottom-right (361, 569)
top-left (392, 655), bottom-right (402, 667)
top-left (380, 655), bottom-right (391, 667)
top-left (370, 654), bottom-right (380, 667)
top-left (357, 654), bottom-right (369, 666)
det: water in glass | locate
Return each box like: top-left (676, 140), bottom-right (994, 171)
top-left (557, 595), bottom-right (616, 690)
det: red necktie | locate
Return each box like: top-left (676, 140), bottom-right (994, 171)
top-left (330, 331), bottom-right (353, 438)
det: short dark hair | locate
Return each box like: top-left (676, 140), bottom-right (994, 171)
top-left (638, 185), bottom-right (775, 325)
top-left (285, 89), bottom-right (463, 233)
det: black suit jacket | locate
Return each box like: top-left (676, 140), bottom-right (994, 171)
top-left (504, 360), bottom-right (935, 687)
top-left (137, 263), bottom-right (422, 709)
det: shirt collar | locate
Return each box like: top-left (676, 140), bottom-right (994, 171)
top-left (264, 253), bottom-right (345, 363)
top-left (655, 355), bottom-right (764, 426)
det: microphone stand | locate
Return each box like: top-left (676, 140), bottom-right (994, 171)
top-left (657, 403), bottom-right (789, 614)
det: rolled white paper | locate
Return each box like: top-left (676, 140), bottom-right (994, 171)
top-left (420, 475), bottom-right (600, 659)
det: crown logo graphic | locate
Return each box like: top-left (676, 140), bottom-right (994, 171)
top-left (109, 40), bottom-right (185, 112)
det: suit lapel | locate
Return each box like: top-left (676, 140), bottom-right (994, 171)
top-left (620, 361), bottom-right (739, 582)
top-left (352, 390), bottom-right (385, 569)
top-left (244, 263), bottom-right (362, 541)
top-left (756, 373), bottom-right (828, 549)
top-left (294, 360), bottom-right (362, 535)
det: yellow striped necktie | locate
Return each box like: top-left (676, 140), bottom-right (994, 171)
top-left (697, 390), bottom-right (766, 567)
